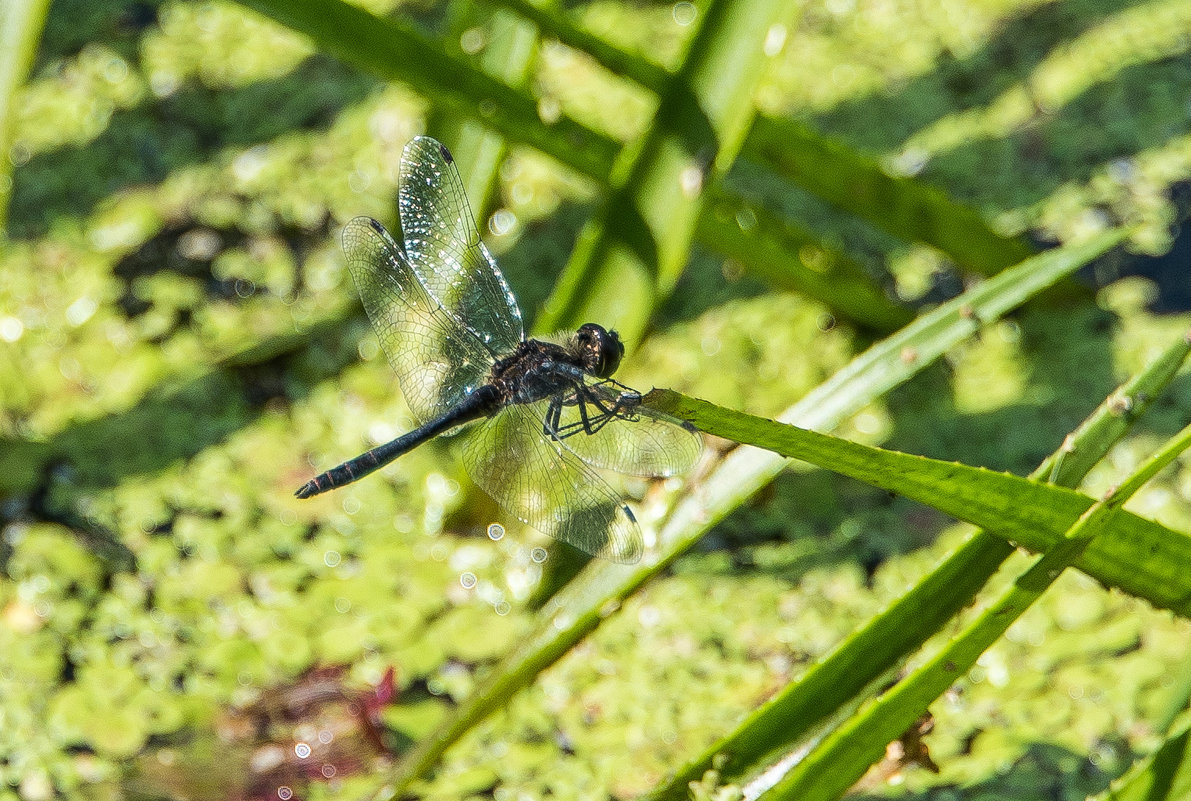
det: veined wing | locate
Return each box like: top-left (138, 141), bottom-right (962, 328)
top-left (547, 379), bottom-right (702, 477)
top-left (461, 403), bottom-right (643, 564)
top-left (342, 217), bottom-right (495, 422)
top-left (399, 136), bottom-right (524, 355)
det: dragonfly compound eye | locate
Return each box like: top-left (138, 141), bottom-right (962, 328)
top-left (576, 323), bottom-right (624, 378)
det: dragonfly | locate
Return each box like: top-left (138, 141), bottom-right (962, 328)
top-left (295, 136), bottom-right (700, 563)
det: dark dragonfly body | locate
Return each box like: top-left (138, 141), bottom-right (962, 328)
top-left (295, 138), bottom-right (700, 563)
top-left (295, 322), bottom-right (633, 497)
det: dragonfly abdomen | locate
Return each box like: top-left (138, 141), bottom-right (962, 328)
top-left (295, 385), bottom-right (500, 499)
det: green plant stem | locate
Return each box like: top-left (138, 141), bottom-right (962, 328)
top-left (535, 0), bottom-right (801, 345)
top-left (645, 383), bottom-right (1191, 615)
top-left (236, 0), bottom-right (619, 178)
top-left (641, 325), bottom-right (1191, 801)
top-left (765, 417), bottom-right (1191, 801)
top-left (0, 0), bottom-right (51, 232)
top-left (492, 0), bottom-right (1034, 274)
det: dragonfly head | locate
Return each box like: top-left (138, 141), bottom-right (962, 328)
top-left (574, 323), bottom-right (624, 378)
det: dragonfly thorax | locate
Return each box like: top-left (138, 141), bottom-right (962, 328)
top-left (490, 339), bottom-right (584, 406)
top-left (487, 324), bottom-right (624, 408)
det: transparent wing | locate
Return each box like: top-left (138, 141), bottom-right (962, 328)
top-left (546, 379), bottom-right (702, 477)
top-left (461, 403), bottom-right (643, 564)
top-left (399, 136), bottom-right (524, 355)
top-left (342, 216), bottom-right (495, 422)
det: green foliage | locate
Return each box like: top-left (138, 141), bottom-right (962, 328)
top-left (3, 0), bottom-right (1191, 800)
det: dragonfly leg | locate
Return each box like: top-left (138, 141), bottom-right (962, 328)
top-left (543, 391), bottom-right (605, 439)
top-left (543, 389), bottom-right (600, 440)
top-left (548, 383), bottom-right (641, 440)
top-left (543, 395), bottom-right (565, 438)
top-left (581, 381), bottom-right (642, 432)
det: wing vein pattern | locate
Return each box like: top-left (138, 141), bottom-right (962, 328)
top-left (331, 137), bottom-right (702, 564)
top-left (399, 136), bottom-right (524, 355)
top-left (462, 403), bottom-right (644, 564)
top-left (342, 217), bottom-right (494, 423)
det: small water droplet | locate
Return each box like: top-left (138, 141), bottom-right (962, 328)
top-left (679, 164), bottom-right (704, 197)
top-left (66, 296), bottom-right (97, 327)
top-left (489, 208), bottom-right (516, 236)
top-left (460, 26), bottom-right (486, 54)
top-left (0, 316), bottom-right (23, 342)
top-left (763, 23), bottom-right (787, 56)
top-left (673, 1), bottom-right (697, 25)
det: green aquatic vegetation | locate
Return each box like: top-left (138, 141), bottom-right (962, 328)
top-left (4, 0), bottom-right (1191, 799)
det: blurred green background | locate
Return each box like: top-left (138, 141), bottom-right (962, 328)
top-left (2, 0), bottom-right (1191, 799)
